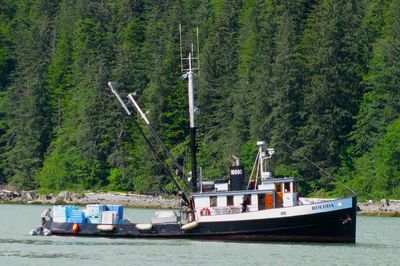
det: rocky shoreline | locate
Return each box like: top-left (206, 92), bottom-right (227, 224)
top-left (357, 199), bottom-right (400, 217)
top-left (1, 188), bottom-right (399, 216)
top-left (0, 189), bottom-right (179, 209)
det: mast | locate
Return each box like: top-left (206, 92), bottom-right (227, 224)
top-left (187, 52), bottom-right (197, 192)
top-left (181, 25), bottom-right (200, 193)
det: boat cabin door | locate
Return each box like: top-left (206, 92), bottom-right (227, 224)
top-left (275, 183), bottom-right (283, 208)
top-left (265, 193), bottom-right (274, 209)
top-left (258, 193), bottom-right (274, 210)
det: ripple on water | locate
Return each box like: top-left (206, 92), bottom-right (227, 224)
top-left (0, 250), bottom-right (91, 260)
top-left (0, 236), bottom-right (191, 247)
top-left (0, 205), bottom-right (399, 266)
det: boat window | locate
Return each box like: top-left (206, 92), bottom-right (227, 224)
top-left (275, 183), bottom-right (282, 193)
top-left (258, 194), bottom-right (265, 211)
top-left (227, 196), bottom-right (234, 206)
top-left (210, 196), bottom-right (217, 207)
top-left (284, 183), bottom-right (291, 192)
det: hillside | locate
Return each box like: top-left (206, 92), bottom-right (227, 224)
top-left (0, 0), bottom-right (399, 199)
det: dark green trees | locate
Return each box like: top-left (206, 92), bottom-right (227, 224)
top-left (196, 0), bottom-right (242, 178)
top-left (0, 0), bottom-right (398, 198)
top-left (298, 0), bottom-right (364, 192)
top-left (344, 0), bottom-right (400, 199)
top-left (39, 2), bottom-right (116, 191)
top-left (2, 0), bottom-right (55, 188)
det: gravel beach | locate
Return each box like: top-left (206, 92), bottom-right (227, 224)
top-left (0, 189), bottom-right (179, 209)
top-left (1, 188), bottom-right (399, 216)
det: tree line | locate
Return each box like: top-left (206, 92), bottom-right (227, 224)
top-left (0, 0), bottom-right (398, 199)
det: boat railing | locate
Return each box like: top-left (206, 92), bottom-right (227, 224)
top-left (298, 197), bottom-right (338, 205)
top-left (197, 207), bottom-right (242, 216)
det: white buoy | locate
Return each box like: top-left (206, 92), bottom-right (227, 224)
top-left (135, 223), bottom-right (153, 231)
top-left (181, 221), bottom-right (199, 231)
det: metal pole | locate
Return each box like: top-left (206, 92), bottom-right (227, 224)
top-left (187, 53), bottom-right (197, 192)
top-left (196, 27), bottom-right (200, 77)
top-left (108, 82), bottom-right (131, 116)
top-left (199, 166), bottom-right (203, 193)
top-left (247, 149), bottom-right (260, 189)
top-left (108, 82), bottom-right (190, 205)
top-left (179, 24), bottom-right (183, 72)
top-left (127, 93), bottom-right (189, 187)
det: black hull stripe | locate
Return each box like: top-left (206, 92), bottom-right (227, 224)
top-left (47, 197), bottom-right (357, 243)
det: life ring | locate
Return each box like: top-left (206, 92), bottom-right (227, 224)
top-left (200, 208), bottom-right (211, 216)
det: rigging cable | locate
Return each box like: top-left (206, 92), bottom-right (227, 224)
top-left (108, 82), bottom-right (190, 206)
top-left (283, 143), bottom-right (357, 195)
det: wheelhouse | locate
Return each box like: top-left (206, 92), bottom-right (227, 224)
top-left (192, 177), bottom-right (299, 216)
top-left (192, 141), bottom-right (299, 216)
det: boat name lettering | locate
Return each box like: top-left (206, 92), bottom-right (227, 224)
top-left (230, 169), bottom-right (243, 175)
top-left (312, 203), bottom-right (334, 211)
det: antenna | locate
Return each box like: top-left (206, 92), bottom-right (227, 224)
top-left (197, 27), bottom-right (200, 76)
top-left (179, 24), bottom-right (183, 72)
top-left (179, 25), bottom-right (200, 72)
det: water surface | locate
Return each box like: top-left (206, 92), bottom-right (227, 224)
top-left (0, 204), bottom-right (398, 265)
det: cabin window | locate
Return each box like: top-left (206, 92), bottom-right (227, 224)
top-left (258, 194), bottom-right (265, 211)
top-left (210, 196), bottom-right (217, 207)
top-left (275, 183), bottom-right (282, 193)
top-left (284, 183), bottom-right (291, 193)
top-left (227, 196), bottom-right (234, 206)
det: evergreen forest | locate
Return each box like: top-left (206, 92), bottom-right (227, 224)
top-left (0, 0), bottom-right (399, 200)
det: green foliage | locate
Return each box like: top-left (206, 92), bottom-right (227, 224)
top-left (38, 85), bottom-right (107, 191)
top-left (1, 0), bottom-right (55, 189)
top-left (297, 0), bottom-right (364, 187)
top-left (38, 142), bottom-right (105, 192)
top-left (0, 0), bottom-right (398, 199)
top-left (196, 0), bottom-right (242, 179)
top-left (349, 119), bottom-right (400, 199)
top-left (339, 1), bottom-right (400, 199)
top-left (0, 3), bottom-right (15, 183)
top-left (350, 1), bottom-right (400, 157)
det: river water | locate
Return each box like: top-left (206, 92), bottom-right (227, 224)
top-left (0, 204), bottom-right (398, 266)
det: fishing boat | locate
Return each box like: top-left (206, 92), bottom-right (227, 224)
top-left (36, 142), bottom-right (356, 243)
top-left (33, 31), bottom-right (357, 243)
top-left (36, 145), bottom-right (356, 242)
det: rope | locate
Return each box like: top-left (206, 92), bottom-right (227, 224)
top-left (283, 143), bottom-right (357, 195)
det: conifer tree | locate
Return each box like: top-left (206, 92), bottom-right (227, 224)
top-left (196, 0), bottom-right (242, 179)
top-left (340, 0), bottom-right (400, 198)
top-left (46, 0), bottom-right (76, 131)
top-left (0, 0), bottom-right (398, 198)
top-left (350, 0), bottom-right (400, 157)
top-left (105, 0), bottom-right (146, 191)
top-left (2, 0), bottom-right (56, 189)
top-left (268, 1), bottom-right (308, 171)
top-left (0, 1), bottom-right (16, 183)
top-left (298, 0), bottom-right (364, 191)
top-left (38, 3), bottom-right (111, 190)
